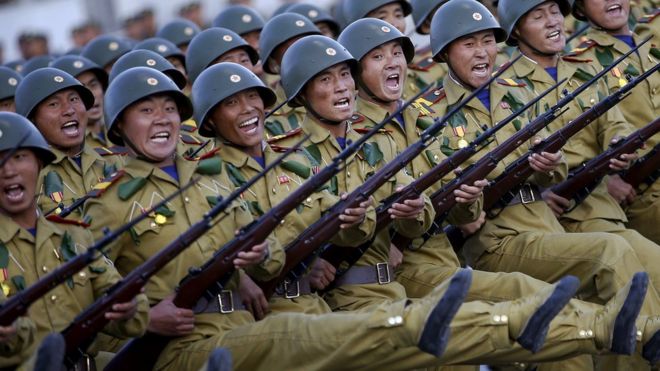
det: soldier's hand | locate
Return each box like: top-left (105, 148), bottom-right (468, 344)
top-left (607, 174), bottom-right (636, 205)
top-left (238, 275), bottom-right (269, 320)
top-left (529, 151), bottom-right (562, 173)
top-left (388, 243), bottom-right (404, 269)
top-left (457, 211), bottom-right (486, 236)
top-left (389, 186), bottom-right (425, 219)
top-left (234, 239), bottom-right (269, 268)
top-left (454, 179), bottom-right (487, 204)
top-left (339, 194), bottom-right (373, 229)
top-left (105, 294), bottom-right (139, 321)
top-left (542, 189), bottom-right (571, 217)
top-left (148, 295), bottom-right (195, 336)
top-left (0, 324), bottom-right (17, 343)
top-left (309, 258), bottom-right (336, 290)
top-left (609, 137), bottom-right (638, 171)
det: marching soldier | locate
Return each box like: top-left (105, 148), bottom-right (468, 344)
top-left (288, 3), bottom-right (341, 39)
top-left (212, 5), bottom-right (266, 78)
top-left (571, 0), bottom-right (660, 245)
top-left (133, 37), bottom-right (189, 94)
top-left (156, 18), bottom-right (201, 54)
top-left (0, 112), bottom-right (148, 370)
top-left (410, 0), bottom-right (450, 88)
top-left (20, 55), bottom-right (53, 77)
top-left (0, 66), bottom-right (22, 112)
top-left (14, 68), bottom-right (123, 216)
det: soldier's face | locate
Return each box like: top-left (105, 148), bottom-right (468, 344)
top-left (359, 41), bottom-right (407, 102)
top-left (118, 95), bottom-right (180, 164)
top-left (77, 71), bottom-right (104, 123)
top-left (303, 62), bottom-right (356, 122)
top-left (242, 31), bottom-right (261, 52)
top-left (209, 89), bottom-right (265, 155)
top-left (0, 149), bottom-right (39, 217)
top-left (316, 22), bottom-right (337, 39)
top-left (367, 2), bottom-right (406, 33)
top-left (0, 98), bottom-right (15, 113)
top-left (581, 0), bottom-right (630, 34)
top-left (515, 1), bottom-right (566, 54)
top-left (167, 57), bottom-right (188, 81)
top-left (212, 49), bottom-right (255, 73)
top-left (445, 30), bottom-right (497, 89)
top-left (33, 88), bottom-right (88, 153)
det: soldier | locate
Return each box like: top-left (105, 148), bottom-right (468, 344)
top-left (259, 13), bottom-right (321, 136)
top-left (81, 35), bottom-right (132, 73)
top-left (571, 0), bottom-right (660, 245)
top-left (51, 55), bottom-right (110, 149)
top-left (0, 66), bottom-right (22, 112)
top-left (424, 0), bottom-right (660, 339)
top-left (191, 62), bottom-right (375, 316)
top-left (410, 0), bottom-right (450, 88)
top-left (20, 55), bottom-right (54, 77)
top-left (108, 50), bottom-right (186, 89)
top-left (288, 3), bottom-right (341, 39)
top-left (83, 66), bottom-right (475, 371)
top-left (276, 34), bottom-right (659, 366)
top-left (14, 68), bottom-right (122, 216)
top-left (0, 112), bottom-right (148, 370)
top-left (133, 37), bottom-right (189, 93)
top-left (212, 5), bottom-right (266, 78)
top-left (156, 18), bottom-right (201, 54)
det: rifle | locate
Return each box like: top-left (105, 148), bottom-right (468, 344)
top-left (44, 170), bottom-right (126, 218)
top-left (105, 86), bottom-right (414, 368)
top-left (620, 142), bottom-right (660, 191)
top-left (550, 117), bottom-right (659, 207)
top-left (406, 37), bottom-right (652, 246)
top-left (483, 58), bottom-right (660, 212)
top-left (63, 134), bottom-right (309, 368)
top-left (0, 133), bottom-right (29, 168)
top-left (319, 72), bottom-right (560, 272)
top-left (0, 178), bottom-right (199, 327)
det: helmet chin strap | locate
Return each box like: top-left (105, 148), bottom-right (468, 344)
top-left (120, 132), bottom-right (172, 164)
top-left (514, 32), bottom-right (559, 58)
top-left (357, 79), bottom-right (395, 106)
top-left (446, 60), bottom-right (479, 90)
top-left (299, 96), bottom-right (344, 126)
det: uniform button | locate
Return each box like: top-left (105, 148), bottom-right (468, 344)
top-left (184, 197), bottom-right (190, 203)
top-left (418, 172), bottom-right (423, 177)
top-left (637, 329), bottom-right (643, 340)
top-left (500, 315), bottom-right (508, 323)
top-left (50, 295), bottom-right (57, 302)
top-left (78, 272), bottom-right (86, 278)
top-left (493, 315), bottom-right (501, 322)
top-left (280, 220), bottom-right (285, 225)
top-left (586, 330), bottom-right (593, 337)
top-left (272, 187), bottom-right (276, 194)
top-left (347, 171), bottom-right (351, 177)
top-left (395, 315), bottom-right (403, 324)
top-left (387, 317), bottom-right (397, 325)
top-left (306, 197), bottom-right (312, 203)
top-left (590, 98), bottom-right (595, 104)
top-left (42, 266), bottom-right (48, 272)
top-left (579, 330), bottom-right (587, 337)
top-left (150, 222), bottom-right (157, 228)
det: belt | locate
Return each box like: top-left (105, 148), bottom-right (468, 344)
top-left (334, 262), bottom-right (394, 287)
top-left (507, 183), bottom-right (542, 206)
top-left (273, 276), bottom-right (313, 299)
top-left (193, 290), bottom-right (246, 314)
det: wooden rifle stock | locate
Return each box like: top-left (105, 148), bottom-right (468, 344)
top-left (620, 142), bottom-right (660, 191)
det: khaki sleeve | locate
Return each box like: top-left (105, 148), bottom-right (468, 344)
top-left (322, 191), bottom-right (377, 248)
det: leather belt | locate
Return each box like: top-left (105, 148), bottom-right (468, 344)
top-left (193, 290), bottom-right (246, 314)
top-left (334, 262), bottom-right (394, 287)
top-left (508, 183), bottom-right (542, 206)
top-left (273, 276), bottom-right (313, 299)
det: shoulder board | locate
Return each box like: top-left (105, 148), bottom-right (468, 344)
top-left (496, 78), bottom-right (526, 87)
top-left (181, 119), bottom-right (198, 133)
top-left (94, 145), bottom-right (128, 156)
top-left (416, 87), bottom-right (446, 106)
top-left (566, 39), bottom-right (599, 56)
top-left (45, 214), bottom-right (90, 228)
top-left (88, 170), bottom-right (125, 198)
top-left (348, 113), bottom-right (365, 124)
top-left (637, 9), bottom-right (660, 24)
top-left (353, 127), bottom-right (393, 134)
top-left (267, 127), bottom-right (303, 144)
top-left (561, 55), bottom-right (594, 63)
top-left (180, 133), bottom-right (204, 145)
top-left (409, 56), bottom-right (436, 72)
top-left (117, 177), bottom-right (147, 201)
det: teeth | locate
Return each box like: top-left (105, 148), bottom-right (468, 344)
top-left (548, 31), bottom-right (560, 38)
top-left (239, 117), bottom-right (258, 128)
top-left (335, 99), bottom-right (350, 108)
top-left (152, 132), bottom-right (169, 138)
top-left (607, 4), bottom-right (620, 10)
top-left (387, 74), bottom-right (399, 79)
top-left (62, 121), bottom-right (77, 128)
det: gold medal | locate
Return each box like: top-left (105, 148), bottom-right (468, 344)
top-left (154, 214), bottom-right (167, 225)
top-left (618, 78), bottom-right (627, 88)
top-left (458, 139), bottom-right (469, 148)
top-left (1, 282), bottom-right (10, 296)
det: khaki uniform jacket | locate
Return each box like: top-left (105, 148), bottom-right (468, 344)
top-left (434, 75), bottom-right (570, 263)
top-left (211, 141), bottom-right (375, 314)
top-left (265, 77), bottom-right (306, 137)
top-left (504, 51), bottom-right (634, 222)
top-left (37, 146), bottom-right (122, 215)
top-left (410, 46), bottom-right (447, 88)
top-left (0, 213), bottom-right (148, 367)
top-left (273, 116), bottom-right (434, 310)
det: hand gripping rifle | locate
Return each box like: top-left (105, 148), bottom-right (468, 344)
top-left (64, 135), bottom-right (309, 369)
top-left (620, 142), bottom-right (660, 192)
top-left (0, 178), bottom-right (199, 327)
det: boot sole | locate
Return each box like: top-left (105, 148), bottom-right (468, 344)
top-left (612, 272), bottom-right (649, 355)
top-left (418, 269), bottom-right (473, 357)
top-left (642, 329), bottom-right (660, 364)
top-left (517, 275), bottom-right (580, 353)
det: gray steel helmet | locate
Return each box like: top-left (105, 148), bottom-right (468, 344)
top-left (4, 60), bottom-right (25, 75)
top-left (186, 27), bottom-right (259, 83)
top-left (15, 67), bottom-right (94, 118)
top-left (0, 67), bottom-right (22, 101)
top-left (81, 35), bottom-right (132, 68)
top-left (50, 55), bottom-right (109, 90)
top-left (499, 0), bottom-right (573, 45)
top-left (212, 5), bottom-right (265, 35)
top-left (332, 0), bottom-right (350, 31)
top-left (288, 4), bottom-right (341, 37)
top-left (109, 50), bottom-right (187, 89)
top-left (0, 112), bottom-right (56, 165)
top-left (281, 35), bottom-right (357, 108)
top-left (338, 18), bottom-right (415, 63)
top-left (343, 0), bottom-right (413, 24)
top-left (430, 0), bottom-right (507, 62)
top-left (411, 0), bottom-right (449, 34)
top-left (272, 3), bottom-right (296, 17)
top-left (21, 55), bottom-right (54, 77)
top-left (156, 18), bottom-right (201, 47)
top-left (259, 13), bottom-right (321, 74)
top-left (104, 67), bottom-right (193, 146)
top-left (133, 37), bottom-right (186, 66)
top-left (192, 62), bottom-right (277, 138)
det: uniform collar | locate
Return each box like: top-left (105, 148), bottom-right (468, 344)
top-left (356, 96), bottom-right (421, 135)
top-left (123, 154), bottom-right (195, 186)
top-left (512, 50), bottom-right (561, 86)
top-left (443, 73), bottom-right (492, 115)
top-left (49, 145), bottom-right (103, 175)
top-left (0, 211), bottom-right (62, 249)
top-left (216, 140), bottom-right (267, 173)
